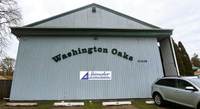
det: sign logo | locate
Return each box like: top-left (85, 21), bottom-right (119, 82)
top-left (80, 71), bottom-right (112, 80)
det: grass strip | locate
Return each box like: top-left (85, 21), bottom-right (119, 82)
top-left (36, 101), bottom-right (54, 109)
top-left (131, 100), bottom-right (157, 109)
top-left (84, 102), bottom-right (103, 109)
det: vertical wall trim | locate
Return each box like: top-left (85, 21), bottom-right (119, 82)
top-left (169, 37), bottom-right (180, 76)
top-left (160, 37), bottom-right (177, 77)
top-left (158, 46), bottom-right (166, 77)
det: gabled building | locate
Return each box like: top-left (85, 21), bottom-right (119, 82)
top-left (10, 3), bottom-right (178, 101)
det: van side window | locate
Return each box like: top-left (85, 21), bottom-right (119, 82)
top-left (155, 79), bottom-right (165, 85)
top-left (155, 79), bottom-right (176, 88)
top-left (177, 80), bottom-right (192, 89)
top-left (163, 79), bottom-right (176, 87)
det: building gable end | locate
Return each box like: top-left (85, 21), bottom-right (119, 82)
top-left (25, 3), bottom-right (160, 29)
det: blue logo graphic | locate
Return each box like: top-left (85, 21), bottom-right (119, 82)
top-left (80, 71), bottom-right (111, 80)
top-left (81, 72), bottom-right (88, 80)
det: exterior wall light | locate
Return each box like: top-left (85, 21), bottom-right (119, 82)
top-left (94, 37), bottom-right (98, 40)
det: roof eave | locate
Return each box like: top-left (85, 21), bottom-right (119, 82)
top-left (11, 27), bottom-right (173, 42)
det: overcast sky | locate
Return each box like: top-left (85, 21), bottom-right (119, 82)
top-left (7, 0), bottom-right (200, 59)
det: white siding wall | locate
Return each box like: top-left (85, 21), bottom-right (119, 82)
top-left (35, 7), bottom-right (151, 29)
top-left (10, 36), bottom-right (163, 101)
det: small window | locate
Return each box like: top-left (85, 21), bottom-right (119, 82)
top-left (177, 79), bottom-right (192, 89)
top-left (92, 6), bottom-right (96, 13)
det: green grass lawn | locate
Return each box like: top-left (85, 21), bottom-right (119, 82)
top-left (36, 101), bottom-right (54, 109)
top-left (0, 99), bottom-right (6, 108)
top-left (0, 102), bottom-right (3, 108)
top-left (84, 102), bottom-right (104, 109)
top-left (131, 100), bottom-right (157, 109)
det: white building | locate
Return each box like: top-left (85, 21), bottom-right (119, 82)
top-left (10, 3), bottom-right (179, 101)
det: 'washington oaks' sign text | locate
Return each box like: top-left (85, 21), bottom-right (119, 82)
top-left (52, 46), bottom-right (133, 62)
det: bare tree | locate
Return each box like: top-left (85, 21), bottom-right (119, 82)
top-left (0, 0), bottom-right (22, 57)
top-left (0, 57), bottom-right (15, 76)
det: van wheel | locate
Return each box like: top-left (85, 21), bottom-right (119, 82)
top-left (153, 93), bottom-right (164, 106)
